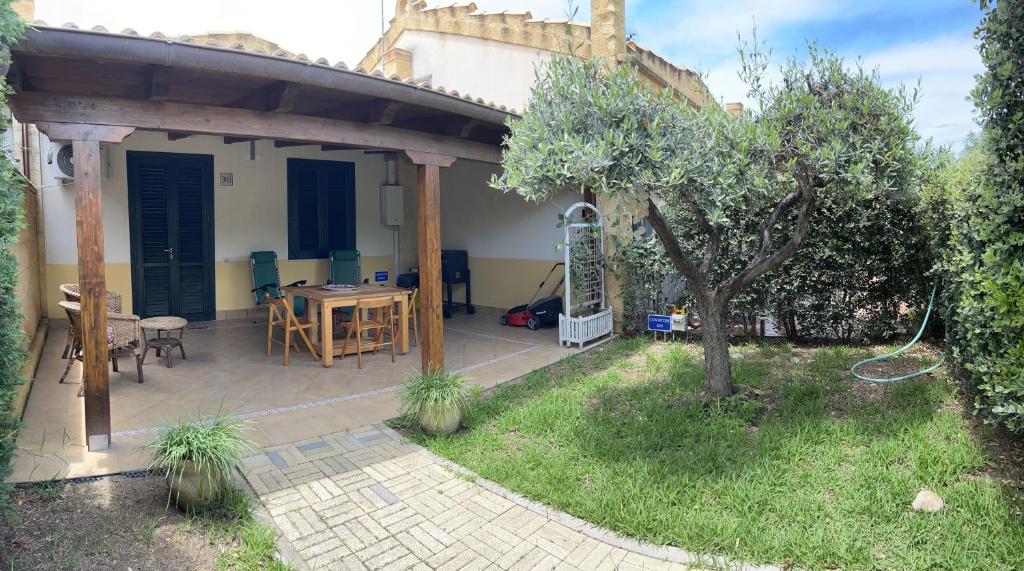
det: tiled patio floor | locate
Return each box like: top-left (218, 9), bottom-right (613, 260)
top-left (10, 309), bottom-right (578, 483)
top-left (245, 424), bottom-right (768, 571)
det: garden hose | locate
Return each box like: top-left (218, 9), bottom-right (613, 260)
top-left (850, 281), bottom-right (945, 383)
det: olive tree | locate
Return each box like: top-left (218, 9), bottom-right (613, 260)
top-left (493, 48), bottom-right (916, 396)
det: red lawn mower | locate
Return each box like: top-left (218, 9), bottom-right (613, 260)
top-left (499, 263), bottom-right (565, 330)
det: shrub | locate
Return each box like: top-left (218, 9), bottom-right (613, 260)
top-left (610, 235), bottom-right (674, 335)
top-left (0, 0), bottom-right (25, 511)
top-left (939, 0), bottom-right (1024, 432)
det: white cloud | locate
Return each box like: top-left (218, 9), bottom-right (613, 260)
top-left (861, 35), bottom-right (982, 148)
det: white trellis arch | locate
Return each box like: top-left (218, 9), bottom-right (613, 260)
top-left (559, 202), bottom-right (613, 347)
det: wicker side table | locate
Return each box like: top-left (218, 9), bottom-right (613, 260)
top-left (140, 316), bottom-right (188, 368)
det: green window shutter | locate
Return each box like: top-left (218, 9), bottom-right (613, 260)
top-left (287, 158), bottom-right (356, 260)
top-left (136, 163), bottom-right (171, 316)
top-left (324, 162), bottom-right (356, 253)
top-left (175, 163), bottom-right (211, 319)
top-left (287, 160), bottom-right (323, 260)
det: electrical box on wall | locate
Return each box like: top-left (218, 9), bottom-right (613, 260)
top-left (380, 185), bottom-right (404, 226)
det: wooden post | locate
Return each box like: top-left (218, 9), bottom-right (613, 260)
top-left (39, 123), bottom-right (134, 451)
top-left (74, 139), bottom-right (110, 451)
top-left (405, 151), bottom-right (456, 372)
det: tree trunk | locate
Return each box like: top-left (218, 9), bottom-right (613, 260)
top-left (699, 300), bottom-right (734, 397)
top-left (782, 312), bottom-right (798, 341)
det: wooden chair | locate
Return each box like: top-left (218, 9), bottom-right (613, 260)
top-left (265, 294), bottom-right (318, 366)
top-left (340, 296), bottom-right (395, 369)
top-left (59, 283), bottom-right (124, 359)
top-left (390, 288), bottom-right (419, 347)
top-left (58, 300), bottom-right (144, 396)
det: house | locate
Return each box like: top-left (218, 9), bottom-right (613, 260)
top-left (5, 0), bottom-right (719, 479)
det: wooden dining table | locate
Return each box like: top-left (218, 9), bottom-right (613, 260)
top-left (281, 284), bottom-right (411, 367)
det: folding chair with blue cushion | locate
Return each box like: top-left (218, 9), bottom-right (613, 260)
top-left (250, 251), bottom-right (306, 317)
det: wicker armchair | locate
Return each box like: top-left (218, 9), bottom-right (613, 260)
top-left (58, 300), bottom-right (144, 396)
top-left (59, 284), bottom-right (124, 359)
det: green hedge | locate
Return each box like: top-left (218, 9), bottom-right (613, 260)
top-left (942, 0), bottom-right (1024, 432)
top-left (0, 0), bottom-right (24, 507)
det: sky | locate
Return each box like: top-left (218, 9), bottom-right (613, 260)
top-left (35, 0), bottom-right (982, 149)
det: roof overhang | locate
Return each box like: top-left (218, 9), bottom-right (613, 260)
top-left (6, 25), bottom-right (514, 162)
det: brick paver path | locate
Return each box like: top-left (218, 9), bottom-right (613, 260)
top-left (242, 424), bottom-right (775, 571)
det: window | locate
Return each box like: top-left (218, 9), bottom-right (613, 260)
top-left (287, 158), bottom-right (356, 260)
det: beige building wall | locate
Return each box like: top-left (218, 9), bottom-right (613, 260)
top-left (10, 172), bottom-right (45, 419)
top-left (14, 184), bottom-right (41, 341)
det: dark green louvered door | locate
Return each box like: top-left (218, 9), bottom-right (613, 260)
top-left (127, 152), bottom-right (215, 321)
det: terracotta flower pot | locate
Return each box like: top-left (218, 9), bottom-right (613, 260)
top-left (418, 401), bottom-right (462, 435)
top-left (167, 461), bottom-right (219, 510)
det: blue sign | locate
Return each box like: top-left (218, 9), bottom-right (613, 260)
top-left (648, 314), bottom-right (672, 332)
top-left (374, 270), bottom-right (389, 283)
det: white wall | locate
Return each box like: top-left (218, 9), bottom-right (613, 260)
top-left (439, 159), bottom-right (570, 261)
top-left (394, 30), bottom-right (552, 111)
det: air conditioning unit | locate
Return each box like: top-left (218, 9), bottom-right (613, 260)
top-left (48, 142), bottom-right (113, 182)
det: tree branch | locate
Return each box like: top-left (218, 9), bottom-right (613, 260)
top-left (721, 168), bottom-right (820, 300)
top-left (755, 187), bottom-right (801, 260)
top-left (646, 197), bottom-right (710, 299)
top-left (671, 179), bottom-right (720, 278)
top-left (701, 229), bottom-right (720, 277)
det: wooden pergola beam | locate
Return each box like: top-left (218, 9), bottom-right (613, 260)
top-left (9, 93), bottom-right (502, 163)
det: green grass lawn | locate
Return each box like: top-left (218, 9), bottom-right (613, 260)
top-left (409, 338), bottom-right (1024, 570)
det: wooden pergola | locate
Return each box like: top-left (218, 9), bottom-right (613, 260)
top-left (6, 25), bottom-right (512, 452)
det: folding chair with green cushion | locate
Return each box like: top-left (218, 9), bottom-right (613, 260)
top-left (250, 251), bottom-right (307, 317)
top-left (328, 249), bottom-right (361, 318)
top-left (329, 249), bottom-right (361, 285)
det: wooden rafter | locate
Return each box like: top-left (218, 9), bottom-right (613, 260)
top-left (366, 100), bottom-right (403, 125)
top-left (143, 65), bottom-right (171, 100)
top-left (226, 81), bottom-right (300, 112)
top-left (273, 140), bottom-right (311, 148)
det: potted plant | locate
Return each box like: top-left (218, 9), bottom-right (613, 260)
top-left (401, 368), bottom-right (469, 435)
top-left (145, 415), bottom-right (255, 511)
